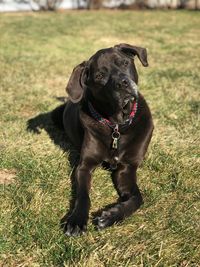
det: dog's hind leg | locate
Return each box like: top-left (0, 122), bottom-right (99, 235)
top-left (96, 164), bottom-right (143, 229)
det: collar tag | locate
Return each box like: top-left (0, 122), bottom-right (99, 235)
top-left (112, 124), bottom-right (120, 149)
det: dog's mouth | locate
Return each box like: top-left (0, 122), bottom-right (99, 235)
top-left (110, 96), bottom-right (136, 124)
top-left (122, 97), bottom-right (135, 115)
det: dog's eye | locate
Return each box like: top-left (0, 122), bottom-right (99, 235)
top-left (95, 73), bottom-right (104, 80)
top-left (123, 60), bottom-right (129, 67)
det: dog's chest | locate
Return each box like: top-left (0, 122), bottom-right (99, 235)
top-left (105, 132), bottom-right (135, 168)
top-left (80, 111), bottom-right (138, 166)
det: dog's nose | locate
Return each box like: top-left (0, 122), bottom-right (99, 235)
top-left (122, 79), bottom-right (129, 87)
top-left (117, 78), bottom-right (129, 88)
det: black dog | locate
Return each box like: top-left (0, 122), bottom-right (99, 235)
top-left (53, 43), bottom-right (154, 236)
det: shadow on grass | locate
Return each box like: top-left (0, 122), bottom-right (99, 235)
top-left (26, 100), bottom-right (80, 166)
top-left (26, 100), bottom-right (81, 232)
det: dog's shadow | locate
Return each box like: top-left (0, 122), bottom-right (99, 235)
top-left (26, 100), bottom-right (80, 229)
top-left (26, 99), bottom-right (116, 230)
top-left (27, 100), bottom-right (80, 166)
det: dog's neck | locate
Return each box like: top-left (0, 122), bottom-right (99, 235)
top-left (86, 97), bottom-right (138, 128)
top-left (85, 92), bottom-right (137, 124)
top-left (109, 108), bottom-right (131, 124)
top-left (85, 94), bottom-right (114, 118)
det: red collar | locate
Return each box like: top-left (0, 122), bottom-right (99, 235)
top-left (88, 99), bottom-right (138, 130)
top-left (88, 99), bottom-right (138, 150)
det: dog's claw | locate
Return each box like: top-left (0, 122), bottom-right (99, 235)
top-left (63, 214), bottom-right (87, 237)
top-left (64, 223), bottom-right (87, 236)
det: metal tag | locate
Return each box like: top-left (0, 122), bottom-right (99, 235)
top-left (112, 124), bottom-right (120, 150)
top-left (112, 138), bottom-right (118, 149)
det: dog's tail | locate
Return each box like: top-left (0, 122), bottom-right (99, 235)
top-left (51, 104), bottom-right (66, 130)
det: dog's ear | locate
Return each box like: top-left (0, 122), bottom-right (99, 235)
top-left (115, 43), bottom-right (148, 67)
top-left (66, 61), bottom-right (87, 103)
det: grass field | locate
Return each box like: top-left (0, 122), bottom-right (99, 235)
top-left (0, 10), bottom-right (200, 267)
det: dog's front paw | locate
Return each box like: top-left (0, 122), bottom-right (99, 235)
top-left (63, 214), bottom-right (87, 236)
top-left (96, 209), bottom-right (120, 229)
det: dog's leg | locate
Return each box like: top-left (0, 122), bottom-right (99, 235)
top-left (97, 164), bottom-right (143, 229)
top-left (62, 160), bottom-right (97, 236)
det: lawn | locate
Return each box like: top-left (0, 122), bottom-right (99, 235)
top-left (0, 10), bottom-right (199, 267)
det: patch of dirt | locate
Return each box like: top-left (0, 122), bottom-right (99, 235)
top-left (18, 105), bottom-right (36, 118)
top-left (0, 169), bottom-right (16, 185)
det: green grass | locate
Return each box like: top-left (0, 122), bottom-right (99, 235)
top-left (0, 10), bottom-right (199, 267)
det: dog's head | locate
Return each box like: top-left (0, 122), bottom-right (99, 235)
top-left (66, 44), bottom-right (148, 119)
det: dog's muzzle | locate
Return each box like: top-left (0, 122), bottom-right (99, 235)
top-left (122, 80), bottom-right (138, 103)
top-left (120, 80), bottom-right (138, 115)
top-left (129, 80), bottom-right (138, 98)
top-left (117, 77), bottom-right (138, 97)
